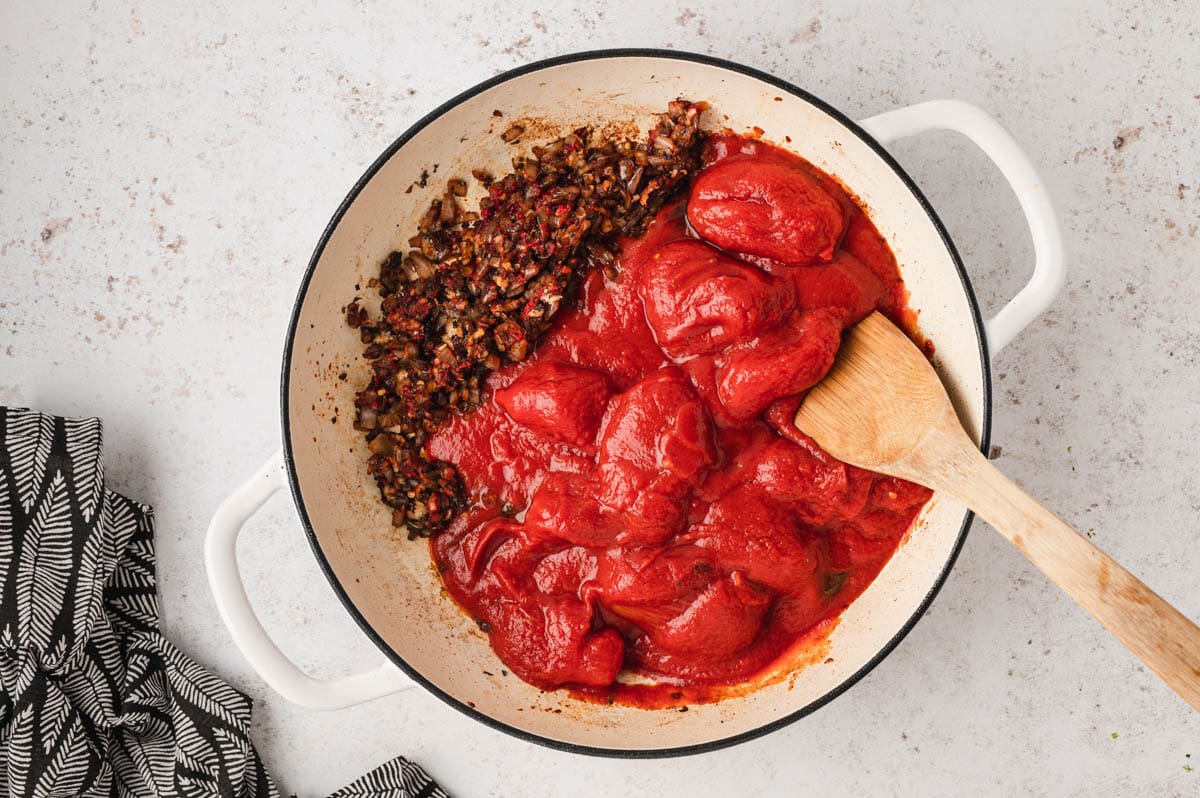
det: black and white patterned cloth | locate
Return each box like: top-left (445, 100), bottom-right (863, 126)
top-left (0, 407), bottom-right (450, 798)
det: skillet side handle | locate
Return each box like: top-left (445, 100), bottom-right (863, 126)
top-left (858, 100), bottom-right (1065, 356)
top-left (204, 450), bottom-right (415, 710)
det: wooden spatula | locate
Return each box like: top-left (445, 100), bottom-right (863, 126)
top-left (795, 311), bottom-right (1200, 712)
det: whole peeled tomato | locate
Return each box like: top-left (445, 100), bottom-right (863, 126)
top-left (715, 308), bottom-right (843, 420)
top-left (596, 370), bottom-right (718, 544)
top-left (687, 154), bottom-right (847, 266)
top-left (638, 239), bottom-right (795, 358)
top-left (494, 359), bottom-right (612, 448)
top-left (789, 249), bottom-right (887, 327)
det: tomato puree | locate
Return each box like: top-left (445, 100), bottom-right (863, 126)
top-left (426, 133), bottom-right (932, 706)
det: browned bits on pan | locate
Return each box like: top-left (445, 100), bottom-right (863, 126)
top-left (500, 123), bottom-right (525, 143)
top-left (350, 100), bottom-right (707, 537)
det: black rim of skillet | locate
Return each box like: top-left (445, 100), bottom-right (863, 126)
top-left (280, 48), bottom-right (993, 759)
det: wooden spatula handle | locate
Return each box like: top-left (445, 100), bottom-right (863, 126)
top-left (797, 313), bottom-right (1200, 709)
top-left (930, 432), bottom-right (1200, 711)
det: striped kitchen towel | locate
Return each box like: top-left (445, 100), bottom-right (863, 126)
top-left (0, 407), bottom-right (449, 798)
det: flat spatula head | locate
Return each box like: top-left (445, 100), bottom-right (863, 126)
top-left (793, 312), bottom-right (956, 472)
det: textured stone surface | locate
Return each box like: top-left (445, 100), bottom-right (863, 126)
top-left (2, 1), bottom-right (1198, 795)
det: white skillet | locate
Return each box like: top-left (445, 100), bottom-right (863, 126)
top-left (205, 50), bottom-right (1063, 756)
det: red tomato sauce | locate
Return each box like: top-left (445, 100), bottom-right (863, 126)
top-left (426, 132), bottom-right (932, 707)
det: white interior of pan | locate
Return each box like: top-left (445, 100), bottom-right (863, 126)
top-left (284, 56), bottom-right (985, 752)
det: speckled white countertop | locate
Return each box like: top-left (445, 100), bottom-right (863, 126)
top-left (3, 1), bottom-right (1198, 795)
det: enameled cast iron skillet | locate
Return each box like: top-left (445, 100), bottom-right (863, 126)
top-left (206, 50), bottom-right (1063, 757)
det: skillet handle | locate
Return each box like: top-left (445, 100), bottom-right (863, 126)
top-left (205, 450), bottom-right (415, 710)
top-left (858, 100), bottom-right (1065, 355)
